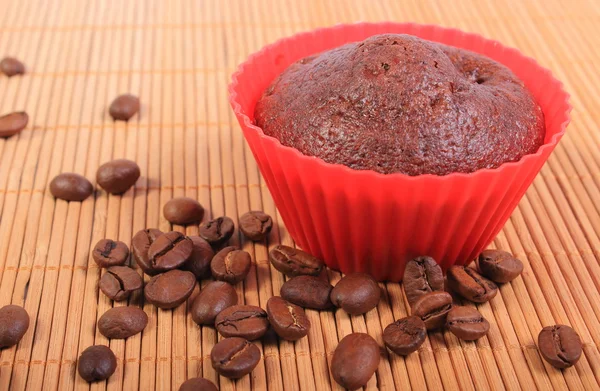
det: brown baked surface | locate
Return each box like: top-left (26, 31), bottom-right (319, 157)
top-left (254, 34), bottom-right (545, 176)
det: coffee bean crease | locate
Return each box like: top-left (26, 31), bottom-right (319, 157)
top-left (216, 311), bottom-right (267, 330)
top-left (221, 340), bottom-right (252, 365)
top-left (151, 234), bottom-right (186, 265)
top-left (100, 241), bottom-right (118, 258)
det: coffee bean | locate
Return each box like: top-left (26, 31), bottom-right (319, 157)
top-left (92, 239), bottom-right (129, 268)
top-left (49, 172), bottom-right (94, 201)
top-left (0, 111), bottom-right (28, 137)
top-left (147, 231), bottom-right (193, 272)
top-left (99, 266), bottom-right (143, 301)
top-left (132, 228), bottom-right (163, 275)
top-left (403, 256), bottom-right (444, 306)
top-left (163, 197), bottom-right (204, 225)
top-left (331, 333), bottom-right (380, 390)
top-left (96, 159), bottom-right (140, 194)
top-left (330, 273), bottom-right (381, 315)
top-left (78, 345), bottom-right (117, 382)
top-left (266, 296), bottom-right (311, 341)
top-left (269, 245), bottom-right (324, 277)
top-left (190, 281), bottom-right (238, 325)
top-left (447, 266), bottom-right (498, 303)
top-left (0, 57), bottom-right (25, 77)
top-left (239, 211), bottom-right (272, 241)
top-left (182, 236), bottom-right (214, 279)
top-left (98, 307), bottom-right (148, 339)
top-left (109, 94), bottom-right (140, 121)
top-left (478, 249), bottom-right (524, 283)
top-left (538, 324), bottom-right (582, 369)
top-left (144, 269), bottom-right (196, 309)
top-left (0, 305), bottom-right (29, 348)
top-left (179, 377), bottom-right (218, 391)
top-left (210, 246), bottom-right (251, 284)
top-left (411, 291), bottom-right (452, 330)
top-left (281, 275), bottom-right (333, 310)
top-left (211, 337), bottom-right (261, 379)
top-left (199, 216), bottom-right (235, 247)
top-left (215, 305), bottom-right (269, 340)
top-left (383, 316), bottom-right (427, 356)
top-left (446, 306), bottom-right (489, 341)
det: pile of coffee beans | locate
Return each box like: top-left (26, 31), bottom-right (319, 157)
top-left (73, 213), bottom-right (391, 387)
top-left (71, 209), bottom-right (280, 385)
top-left (383, 254), bottom-right (505, 357)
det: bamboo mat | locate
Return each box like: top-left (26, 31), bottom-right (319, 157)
top-left (0, 0), bottom-right (598, 390)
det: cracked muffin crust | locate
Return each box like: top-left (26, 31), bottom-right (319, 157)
top-left (254, 34), bottom-right (545, 176)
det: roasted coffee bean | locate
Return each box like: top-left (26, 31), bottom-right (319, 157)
top-left (266, 296), bottom-right (310, 341)
top-left (330, 273), bottom-right (381, 315)
top-left (191, 281), bottom-right (238, 325)
top-left (239, 211), bottom-right (272, 241)
top-left (98, 307), bottom-right (148, 339)
top-left (281, 275), bottom-right (333, 310)
top-left (211, 246), bottom-right (251, 284)
top-left (403, 256), bottom-right (444, 306)
top-left (109, 94), bottom-right (140, 121)
top-left (144, 269), bottom-right (196, 309)
top-left (99, 266), bottom-right (143, 301)
top-left (92, 239), bottom-right (129, 268)
top-left (163, 197), bottom-right (204, 225)
top-left (0, 111), bottom-right (28, 137)
top-left (538, 324), bottom-right (582, 369)
top-left (446, 306), bottom-right (489, 341)
top-left (331, 333), bottom-right (380, 390)
top-left (411, 291), bottom-right (452, 330)
top-left (199, 216), bottom-right (235, 247)
top-left (49, 172), bottom-right (94, 201)
top-left (147, 231), bottom-right (193, 272)
top-left (215, 305), bottom-right (269, 340)
top-left (179, 377), bottom-right (218, 391)
top-left (0, 57), bottom-right (25, 77)
top-left (182, 236), bottom-right (214, 279)
top-left (383, 316), bottom-right (427, 356)
top-left (0, 305), bottom-right (29, 348)
top-left (96, 159), bottom-right (140, 194)
top-left (78, 345), bottom-right (117, 382)
top-left (211, 337), bottom-right (261, 379)
top-left (132, 228), bottom-right (163, 275)
top-left (269, 245), bottom-right (324, 277)
top-left (447, 266), bottom-right (498, 303)
top-left (478, 249), bottom-right (524, 283)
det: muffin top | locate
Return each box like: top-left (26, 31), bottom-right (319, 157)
top-left (254, 34), bottom-right (545, 176)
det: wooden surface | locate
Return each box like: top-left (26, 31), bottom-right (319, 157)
top-left (0, 0), bottom-right (599, 390)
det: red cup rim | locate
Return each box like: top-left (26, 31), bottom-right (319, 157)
top-left (229, 22), bottom-right (571, 182)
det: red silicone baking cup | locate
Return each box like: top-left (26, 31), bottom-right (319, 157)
top-left (229, 22), bottom-right (570, 281)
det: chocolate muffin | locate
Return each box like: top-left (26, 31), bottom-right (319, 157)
top-left (254, 34), bottom-right (545, 176)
